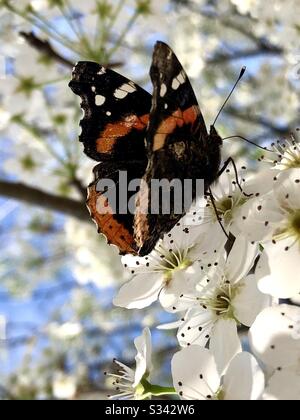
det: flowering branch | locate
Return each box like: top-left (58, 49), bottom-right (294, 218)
top-left (0, 179), bottom-right (89, 221)
top-left (20, 31), bottom-right (75, 69)
top-left (224, 106), bottom-right (293, 136)
top-left (208, 45), bottom-right (282, 64)
top-left (19, 31), bottom-right (124, 69)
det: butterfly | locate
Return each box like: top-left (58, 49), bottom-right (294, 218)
top-left (69, 41), bottom-right (223, 256)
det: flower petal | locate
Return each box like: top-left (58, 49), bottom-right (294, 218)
top-left (226, 236), bottom-right (258, 284)
top-left (232, 274), bottom-right (272, 326)
top-left (243, 168), bottom-right (280, 196)
top-left (189, 223), bottom-right (227, 263)
top-left (172, 346), bottom-right (220, 400)
top-left (223, 352), bottom-right (265, 400)
top-left (157, 320), bottom-right (182, 330)
top-left (249, 305), bottom-right (300, 369)
top-left (263, 369), bottom-right (300, 401)
top-left (235, 194), bottom-right (282, 243)
top-left (113, 273), bottom-right (163, 309)
top-left (256, 241), bottom-right (300, 298)
top-left (177, 307), bottom-right (215, 347)
top-left (209, 319), bottom-right (242, 376)
top-left (273, 168), bottom-right (300, 209)
top-left (133, 327), bottom-right (152, 387)
top-left (159, 269), bottom-right (197, 312)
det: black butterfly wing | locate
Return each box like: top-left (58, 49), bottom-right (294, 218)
top-left (87, 161), bottom-right (146, 255)
top-left (134, 41), bottom-right (210, 256)
top-left (146, 41), bottom-right (208, 153)
top-left (69, 62), bottom-right (151, 255)
top-left (69, 61), bottom-right (151, 162)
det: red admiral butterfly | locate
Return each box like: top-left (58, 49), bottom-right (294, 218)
top-left (69, 41), bottom-right (225, 256)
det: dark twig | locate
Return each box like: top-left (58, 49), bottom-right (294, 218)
top-left (20, 31), bottom-right (124, 69)
top-left (0, 180), bottom-right (89, 221)
top-left (224, 106), bottom-right (293, 136)
top-left (208, 45), bottom-right (282, 64)
top-left (20, 31), bottom-right (75, 69)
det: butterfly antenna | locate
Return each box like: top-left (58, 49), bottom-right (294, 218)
top-left (222, 135), bottom-right (272, 152)
top-left (212, 66), bottom-right (246, 127)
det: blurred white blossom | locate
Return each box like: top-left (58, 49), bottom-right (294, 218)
top-left (52, 372), bottom-right (77, 400)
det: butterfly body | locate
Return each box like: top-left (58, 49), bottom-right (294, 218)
top-left (69, 42), bottom-right (222, 256)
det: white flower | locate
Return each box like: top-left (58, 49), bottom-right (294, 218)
top-left (0, 107), bottom-right (10, 130)
top-left (52, 373), bottom-right (77, 400)
top-left (271, 137), bottom-right (300, 171)
top-left (176, 236), bottom-right (270, 373)
top-left (238, 168), bottom-right (300, 298)
top-left (189, 166), bottom-right (251, 240)
top-left (253, 136), bottom-right (300, 174)
top-left (249, 305), bottom-right (300, 400)
top-left (65, 219), bottom-right (126, 288)
top-left (230, 0), bottom-right (260, 16)
top-left (172, 346), bottom-right (264, 400)
top-left (13, 42), bottom-right (62, 83)
top-left (114, 219), bottom-right (221, 312)
top-left (47, 322), bottom-right (82, 340)
top-left (0, 76), bottom-right (48, 121)
top-left (105, 328), bottom-right (152, 400)
top-left (1, 128), bottom-right (69, 194)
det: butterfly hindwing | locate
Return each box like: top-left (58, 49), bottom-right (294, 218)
top-left (69, 61), bottom-right (151, 162)
top-left (87, 160), bottom-right (146, 255)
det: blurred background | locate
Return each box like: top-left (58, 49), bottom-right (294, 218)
top-left (0, 0), bottom-right (299, 399)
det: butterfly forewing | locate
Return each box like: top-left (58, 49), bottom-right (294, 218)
top-left (146, 41), bottom-right (207, 153)
top-left (69, 61), bottom-right (151, 162)
top-left (133, 42), bottom-right (210, 255)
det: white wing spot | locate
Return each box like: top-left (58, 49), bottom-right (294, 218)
top-left (177, 71), bottom-right (186, 84)
top-left (160, 83), bottom-right (167, 97)
top-left (106, 111), bottom-right (112, 116)
top-left (172, 71), bottom-right (186, 90)
top-left (91, 86), bottom-right (96, 92)
top-left (164, 103), bottom-right (168, 109)
top-left (95, 95), bottom-right (106, 106)
top-left (172, 78), bottom-right (180, 90)
top-left (114, 83), bottom-right (137, 99)
top-left (97, 67), bottom-right (106, 75)
top-left (114, 89), bottom-right (128, 99)
top-left (120, 83), bottom-right (137, 93)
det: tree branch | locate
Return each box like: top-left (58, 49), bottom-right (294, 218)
top-left (0, 179), bottom-right (90, 221)
top-left (174, 2), bottom-right (283, 64)
top-left (20, 31), bottom-right (124, 69)
top-left (224, 106), bottom-right (293, 136)
top-left (208, 45), bottom-right (282, 64)
top-left (20, 31), bottom-right (75, 69)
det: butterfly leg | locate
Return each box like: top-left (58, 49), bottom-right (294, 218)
top-left (207, 188), bottom-right (230, 240)
top-left (217, 157), bottom-right (252, 198)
